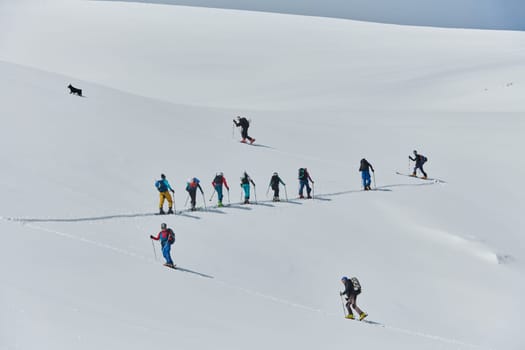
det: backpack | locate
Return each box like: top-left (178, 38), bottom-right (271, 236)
top-left (167, 228), bottom-right (175, 244)
top-left (298, 168), bottom-right (306, 180)
top-left (214, 174), bottom-right (223, 184)
top-left (350, 277), bottom-right (362, 294)
top-left (155, 180), bottom-right (168, 192)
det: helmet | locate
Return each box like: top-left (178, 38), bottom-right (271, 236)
top-left (187, 178), bottom-right (192, 183)
top-left (217, 172), bottom-right (223, 176)
top-left (273, 172), bottom-right (278, 176)
top-left (413, 150), bottom-right (418, 155)
top-left (161, 223), bottom-right (167, 229)
top-left (236, 116), bottom-right (241, 119)
top-left (161, 173), bottom-right (166, 179)
top-left (341, 276), bottom-right (348, 281)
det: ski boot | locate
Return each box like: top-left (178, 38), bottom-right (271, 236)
top-left (240, 139), bottom-right (247, 143)
top-left (167, 208), bottom-right (174, 214)
top-left (345, 314), bottom-right (355, 320)
top-left (359, 312), bottom-right (368, 321)
top-left (249, 138), bottom-right (255, 144)
top-left (163, 262), bottom-right (175, 268)
top-left (422, 175), bottom-right (428, 179)
top-left (307, 195), bottom-right (312, 199)
top-left (410, 172), bottom-right (417, 177)
top-left (244, 199), bottom-right (250, 204)
top-left (273, 196), bottom-right (280, 202)
top-left (299, 195), bottom-right (304, 199)
top-left (159, 208), bottom-right (166, 215)
top-left (218, 201), bottom-right (224, 208)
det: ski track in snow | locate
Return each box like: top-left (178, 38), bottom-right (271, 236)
top-left (1, 179), bottom-right (444, 223)
top-left (1, 214), bottom-right (488, 349)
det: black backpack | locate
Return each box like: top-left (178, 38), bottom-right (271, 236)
top-left (214, 174), bottom-right (223, 184)
top-left (167, 228), bottom-right (175, 244)
top-left (351, 277), bottom-right (362, 294)
top-left (298, 168), bottom-right (306, 180)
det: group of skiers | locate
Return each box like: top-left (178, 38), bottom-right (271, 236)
top-left (150, 116), bottom-right (431, 321)
top-left (155, 167), bottom-right (315, 214)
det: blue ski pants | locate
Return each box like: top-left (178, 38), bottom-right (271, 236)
top-left (361, 171), bottom-right (371, 188)
top-left (299, 180), bottom-right (311, 196)
top-left (215, 185), bottom-right (224, 202)
top-left (242, 183), bottom-right (250, 199)
top-left (162, 243), bottom-right (173, 265)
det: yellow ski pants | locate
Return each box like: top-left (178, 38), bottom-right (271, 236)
top-left (159, 191), bottom-right (173, 209)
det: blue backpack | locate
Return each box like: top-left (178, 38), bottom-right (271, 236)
top-left (155, 180), bottom-right (168, 192)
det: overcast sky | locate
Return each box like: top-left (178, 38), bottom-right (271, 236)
top-left (99, 0), bottom-right (525, 31)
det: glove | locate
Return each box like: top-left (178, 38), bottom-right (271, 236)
top-left (150, 235), bottom-right (155, 239)
top-left (339, 291), bottom-right (344, 296)
top-left (171, 190), bottom-right (175, 194)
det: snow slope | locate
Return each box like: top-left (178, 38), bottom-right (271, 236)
top-left (1, 1), bottom-right (524, 349)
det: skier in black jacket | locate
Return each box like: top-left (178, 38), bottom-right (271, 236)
top-left (340, 276), bottom-right (367, 320)
top-left (269, 172), bottom-right (285, 202)
top-left (409, 150), bottom-right (428, 179)
top-left (359, 159), bottom-right (375, 191)
top-left (233, 116), bottom-right (255, 144)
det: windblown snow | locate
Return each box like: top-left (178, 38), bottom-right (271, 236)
top-left (0, 1), bottom-right (524, 349)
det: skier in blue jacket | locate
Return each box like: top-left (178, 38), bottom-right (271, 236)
top-left (155, 174), bottom-right (175, 214)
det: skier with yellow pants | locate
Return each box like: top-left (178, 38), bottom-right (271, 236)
top-left (155, 174), bottom-right (175, 214)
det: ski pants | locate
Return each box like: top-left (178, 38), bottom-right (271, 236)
top-left (272, 184), bottom-right (280, 198)
top-left (241, 128), bottom-right (253, 141)
top-left (159, 191), bottom-right (173, 209)
top-left (299, 180), bottom-right (311, 196)
top-left (215, 185), bottom-right (224, 202)
top-left (414, 162), bottom-right (427, 177)
top-left (187, 188), bottom-right (197, 208)
top-left (242, 183), bottom-right (250, 199)
top-left (345, 293), bottom-right (364, 316)
top-left (161, 242), bottom-right (173, 265)
top-left (361, 170), bottom-right (371, 188)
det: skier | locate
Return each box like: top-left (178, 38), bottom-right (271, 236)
top-left (269, 172), bottom-right (286, 202)
top-left (155, 174), bottom-right (175, 215)
top-left (212, 172), bottom-right (230, 207)
top-left (233, 116), bottom-right (255, 144)
top-left (409, 150), bottom-right (428, 179)
top-left (298, 168), bottom-right (314, 199)
top-left (150, 223), bottom-right (176, 268)
top-left (240, 172), bottom-right (256, 204)
top-left (359, 158), bottom-right (375, 191)
top-left (340, 276), bottom-right (367, 320)
top-left (186, 177), bottom-right (204, 211)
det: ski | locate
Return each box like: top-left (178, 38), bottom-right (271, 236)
top-left (395, 172), bottom-right (445, 183)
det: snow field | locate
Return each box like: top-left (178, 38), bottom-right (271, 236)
top-left (1, 1), bottom-right (524, 349)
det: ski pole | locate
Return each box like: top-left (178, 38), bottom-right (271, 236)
top-left (227, 189), bottom-right (230, 205)
top-left (312, 182), bottom-right (315, 199)
top-left (201, 191), bottom-right (207, 210)
top-left (372, 172), bottom-right (376, 189)
top-left (151, 239), bottom-right (158, 261)
top-left (209, 189), bottom-right (216, 202)
top-left (266, 185), bottom-right (270, 198)
top-left (172, 194), bottom-right (176, 214)
top-left (284, 185), bottom-right (288, 201)
top-left (232, 122), bottom-right (235, 139)
top-left (253, 184), bottom-right (257, 204)
top-left (340, 294), bottom-right (347, 317)
top-left (184, 193), bottom-right (190, 208)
